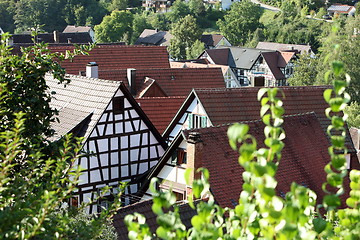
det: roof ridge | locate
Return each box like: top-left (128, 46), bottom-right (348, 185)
top-left (136, 96), bottom-right (186, 99)
top-left (65, 73), bottom-right (122, 85)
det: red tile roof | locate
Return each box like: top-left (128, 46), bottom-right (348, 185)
top-left (183, 113), bottom-right (350, 208)
top-left (112, 199), bottom-right (198, 239)
top-left (137, 96), bottom-right (186, 134)
top-left (47, 45), bottom-right (170, 74)
top-left (194, 86), bottom-right (330, 134)
top-left (165, 86), bottom-right (355, 151)
top-left (99, 68), bottom-right (226, 97)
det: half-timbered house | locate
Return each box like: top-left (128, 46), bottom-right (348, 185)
top-left (198, 47), bottom-right (297, 87)
top-left (46, 73), bottom-right (167, 213)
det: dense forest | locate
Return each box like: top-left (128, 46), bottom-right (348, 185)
top-left (0, 0), bottom-right (355, 48)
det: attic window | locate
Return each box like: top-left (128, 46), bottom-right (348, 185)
top-left (112, 96), bottom-right (124, 114)
top-left (188, 114), bottom-right (207, 129)
top-left (170, 75), bottom-right (175, 80)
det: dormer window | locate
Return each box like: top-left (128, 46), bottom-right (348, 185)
top-left (188, 113), bottom-right (207, 129)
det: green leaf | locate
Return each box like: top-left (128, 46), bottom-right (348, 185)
top-left (192, 180), bottom-right (204, 198)
top-left (323, 194), bottom-right (341, 208)
top-left (257, 88), bottom-right (268, 101)
top-left (313, 218), bottom-right (327, 234)
top-left (331, 155), bottom-right (346, 169)
top-left (323, 89), bottom-right (333, 103)
top-left (260, 104), bottom-right (270, 117)
top-left (332, 61), bottom-right (344, 76)
top-left (156, 227), bottom-right (169, 239)
top-left (262, 114), bottom-right (271, 125)
top-left (227, 124), bottom-right (249, 150)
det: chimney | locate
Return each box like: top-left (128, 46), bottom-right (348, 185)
top-left (127, 68), bottom-right (136, 95)
top-left (53, 30), bottom-right (60, 43)
top-left (86, 62), bottom-right (98, 78)
top-left (186, 132), bottom-right (203, 185)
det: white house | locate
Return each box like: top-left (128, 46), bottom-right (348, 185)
top-left (46, 68), bottom-right (167, 213)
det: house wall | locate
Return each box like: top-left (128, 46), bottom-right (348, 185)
top-left (224, 68), bottom-right (241, 88)
top-left (246, 58), bottom-right (278, 87)
top-left (167, 98), bottom-right (208, 143)
top-left (75, 89), bottom-right (165, 213)
top-left (215, 37), bottom-right (232, 48)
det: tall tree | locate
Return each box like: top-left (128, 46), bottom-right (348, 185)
top-left (131, 13), bottom-right (152, 44)
top-left (168, 15), bottom-right (202, 60)
top-left (288, 54), bottom-right (318, 86)
top-left (14, 0), bottom-right (67, 32)
top-left (166, 0), bottom-right (190, 23)
top-left (186, 39), bottom-right (205, 59)
top-left (0, 34), bottom-right (121, 239)
top-left (217, 0), bottom-right (263, 46)
top-left (94, 10), bottom-right (133, 43)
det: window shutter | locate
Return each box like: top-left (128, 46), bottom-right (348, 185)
top-left (201, 116), bottom-right (207, 128)
top-left (188, 113), bottom-right (193, 129)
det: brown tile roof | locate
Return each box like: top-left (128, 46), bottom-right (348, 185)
top-left (47, 45), bottom-right (170, 74)
top-left (135, 77), bottom-right (168, 98)
top-left (262, 52), bottom-right (286, 80)
top-left (195, 86), bottom-right (329, 129)
top-left (165, 86), bottom-right (355, 151)
top-left (183, 113), bottom-right (350, 208)
top-left (99, 68), bottom-right (226, 97)
top-left (136, 96), bottom-right (186, 134)
top-left (112, 199), bottom-right (198, 239)
top-left (202, 48), bottom-right (230, 65)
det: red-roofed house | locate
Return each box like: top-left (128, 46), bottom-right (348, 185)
top-left (170, 61), bottom-right (240, 88)
top-left (46, 44), bottom-right (170, 75)
top-left (139, 113), bottom-right (353, 208)
top-left (97, 68), bottom-right (226, 97)
top-left (136, 96), bottom-right (186, 134)
top-left (161, 87), bottom-right (358, 168)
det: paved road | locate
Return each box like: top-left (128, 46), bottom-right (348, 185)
top-left (250, 0), bottom-right (281, 12)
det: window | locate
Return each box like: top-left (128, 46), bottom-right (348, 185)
top-left (97, 187), bottom-right (115, 212)
top-left (112, 96), bottom-right (124, 114)
top-left (188, 113), bottom-right (207, 129)
top-left (174, 191), bottom-right (184, 201)
top-left (171, 148), bottom-right (187, 165)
